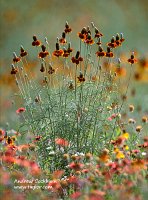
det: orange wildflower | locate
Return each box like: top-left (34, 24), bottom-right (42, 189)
top-left (120, 32), bottom-right (125, 43)
top-left (6, 136), bottom-right (15, 145)
top-left (115, 33), bottom-right (122, 46)
top-left (78, 27), bottom-right (87, 40)
top-left (128, 52), bottom-right (137, 64)
top-left (52, 170), bottom-right (64, 179)
top-left (99, 149), bottom-right (110, 163)
top-left (139, 57), bottom-right (148, 69)
top-left (115, 67), bottom-right (126, 77)
top-left (62, 48), bottom-right (70, 58)
top-left (59, 32), bottom-right (66, 44)
top-left (107, 36), bottom-right (117, 48)
top-left (52, 42), bottom-right (64, 57)
top-left (106, 47), bottom-right (114, 57)
top-left (55, 138), bottom-right (69, 147)
top-left (131, 159), bottom-right (146, 171)
top-left (38, 45), bottom-right (49, 58)
top-left (116, 151), bottom-right (125, 159)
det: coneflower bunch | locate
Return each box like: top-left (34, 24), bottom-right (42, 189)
top-left (10, 21), bottom-right (138, 170)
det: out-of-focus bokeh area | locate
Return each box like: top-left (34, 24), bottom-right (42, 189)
top-left (0, 0), bottom-right (148, 128)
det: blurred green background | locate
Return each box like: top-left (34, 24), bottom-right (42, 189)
top-left (0, 0), bottom-right (148, 128)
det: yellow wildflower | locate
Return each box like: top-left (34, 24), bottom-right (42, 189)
top-left (121, 132), bottom-right (129, 140)
top-left (116, 151), bottom-right (125, 159)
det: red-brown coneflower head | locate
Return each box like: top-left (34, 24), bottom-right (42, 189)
top-left (32, 35), bottom-right (41, 46)
top-left (71, 51), bottom-right (83, 65)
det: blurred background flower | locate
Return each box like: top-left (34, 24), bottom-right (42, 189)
top-left (0, 0), bottom-right (148, 127)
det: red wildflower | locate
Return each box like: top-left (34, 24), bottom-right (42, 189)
top-left (62, 48), bottom-right (70, 58)
top-left (85, 33), bottom-right (94, 45)
top-left (16, 107), bottom-right (26, 114)
top-left (96, 37), bottom-right (102, 45)
top-left (13, 52), bottom-right (21, 63)
top-left (64, 21), bottom-right (72, 33)
top-left (115, 33), bottom-right (122, 46)
top-left (52, 42), bottom-right (64, 57)
top-left (38, 45), bottom-right (49, 58)
top-left (48, 180), bottom-right (61, 191)
top-left (71, 51), bottom-right (83, 65)
top-left (69, 162), bottom-right (84, 171)
top-left (106, 47), bottom-right (114, 57)
top-left (78, 27), bottom-right (87, 40)
top-left (52, 170), bottom-right (64, 179)
top-left (70, 192), bottom-right (82, 199)
top-left (32, 35), bottom-right (41, 46)
top-left (55, 138), bottom-right (69, 147)
top-left (11, 64), bottom-right (18, 75)
top-left (29, 161), bottom-right (41, 175)
top-left (120, 33), bottom-right (125, 43)
top-left (67, 175), bottom-right (78, 184)
top-left (128, 52), bottom-right (137, 64)
top-left (108, 113), bottom-right (116, 121)
top-left (67, 43), bottom-right (73, 53)
top-left (94, 27), bottom-right (103, 38)
top-left (130, 149), bottom-right (140, 158)
top-left (77, 72), bottom-right (85, 82)
top-left (20, 45), bottom-right (28, 57)
top-left (82, 168), bottom-right (89, 174)
top-left (2, 155), bottom-right (15, 164)
top-left (107, 36), bottom-right (117, 48)
top-left (96, 45), bottom-right (106, 57)
top-left (59, 32), bottom-right (66, 44)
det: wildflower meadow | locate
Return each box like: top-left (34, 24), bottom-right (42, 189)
top-left (0, 20), bottom-right (148, 200)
